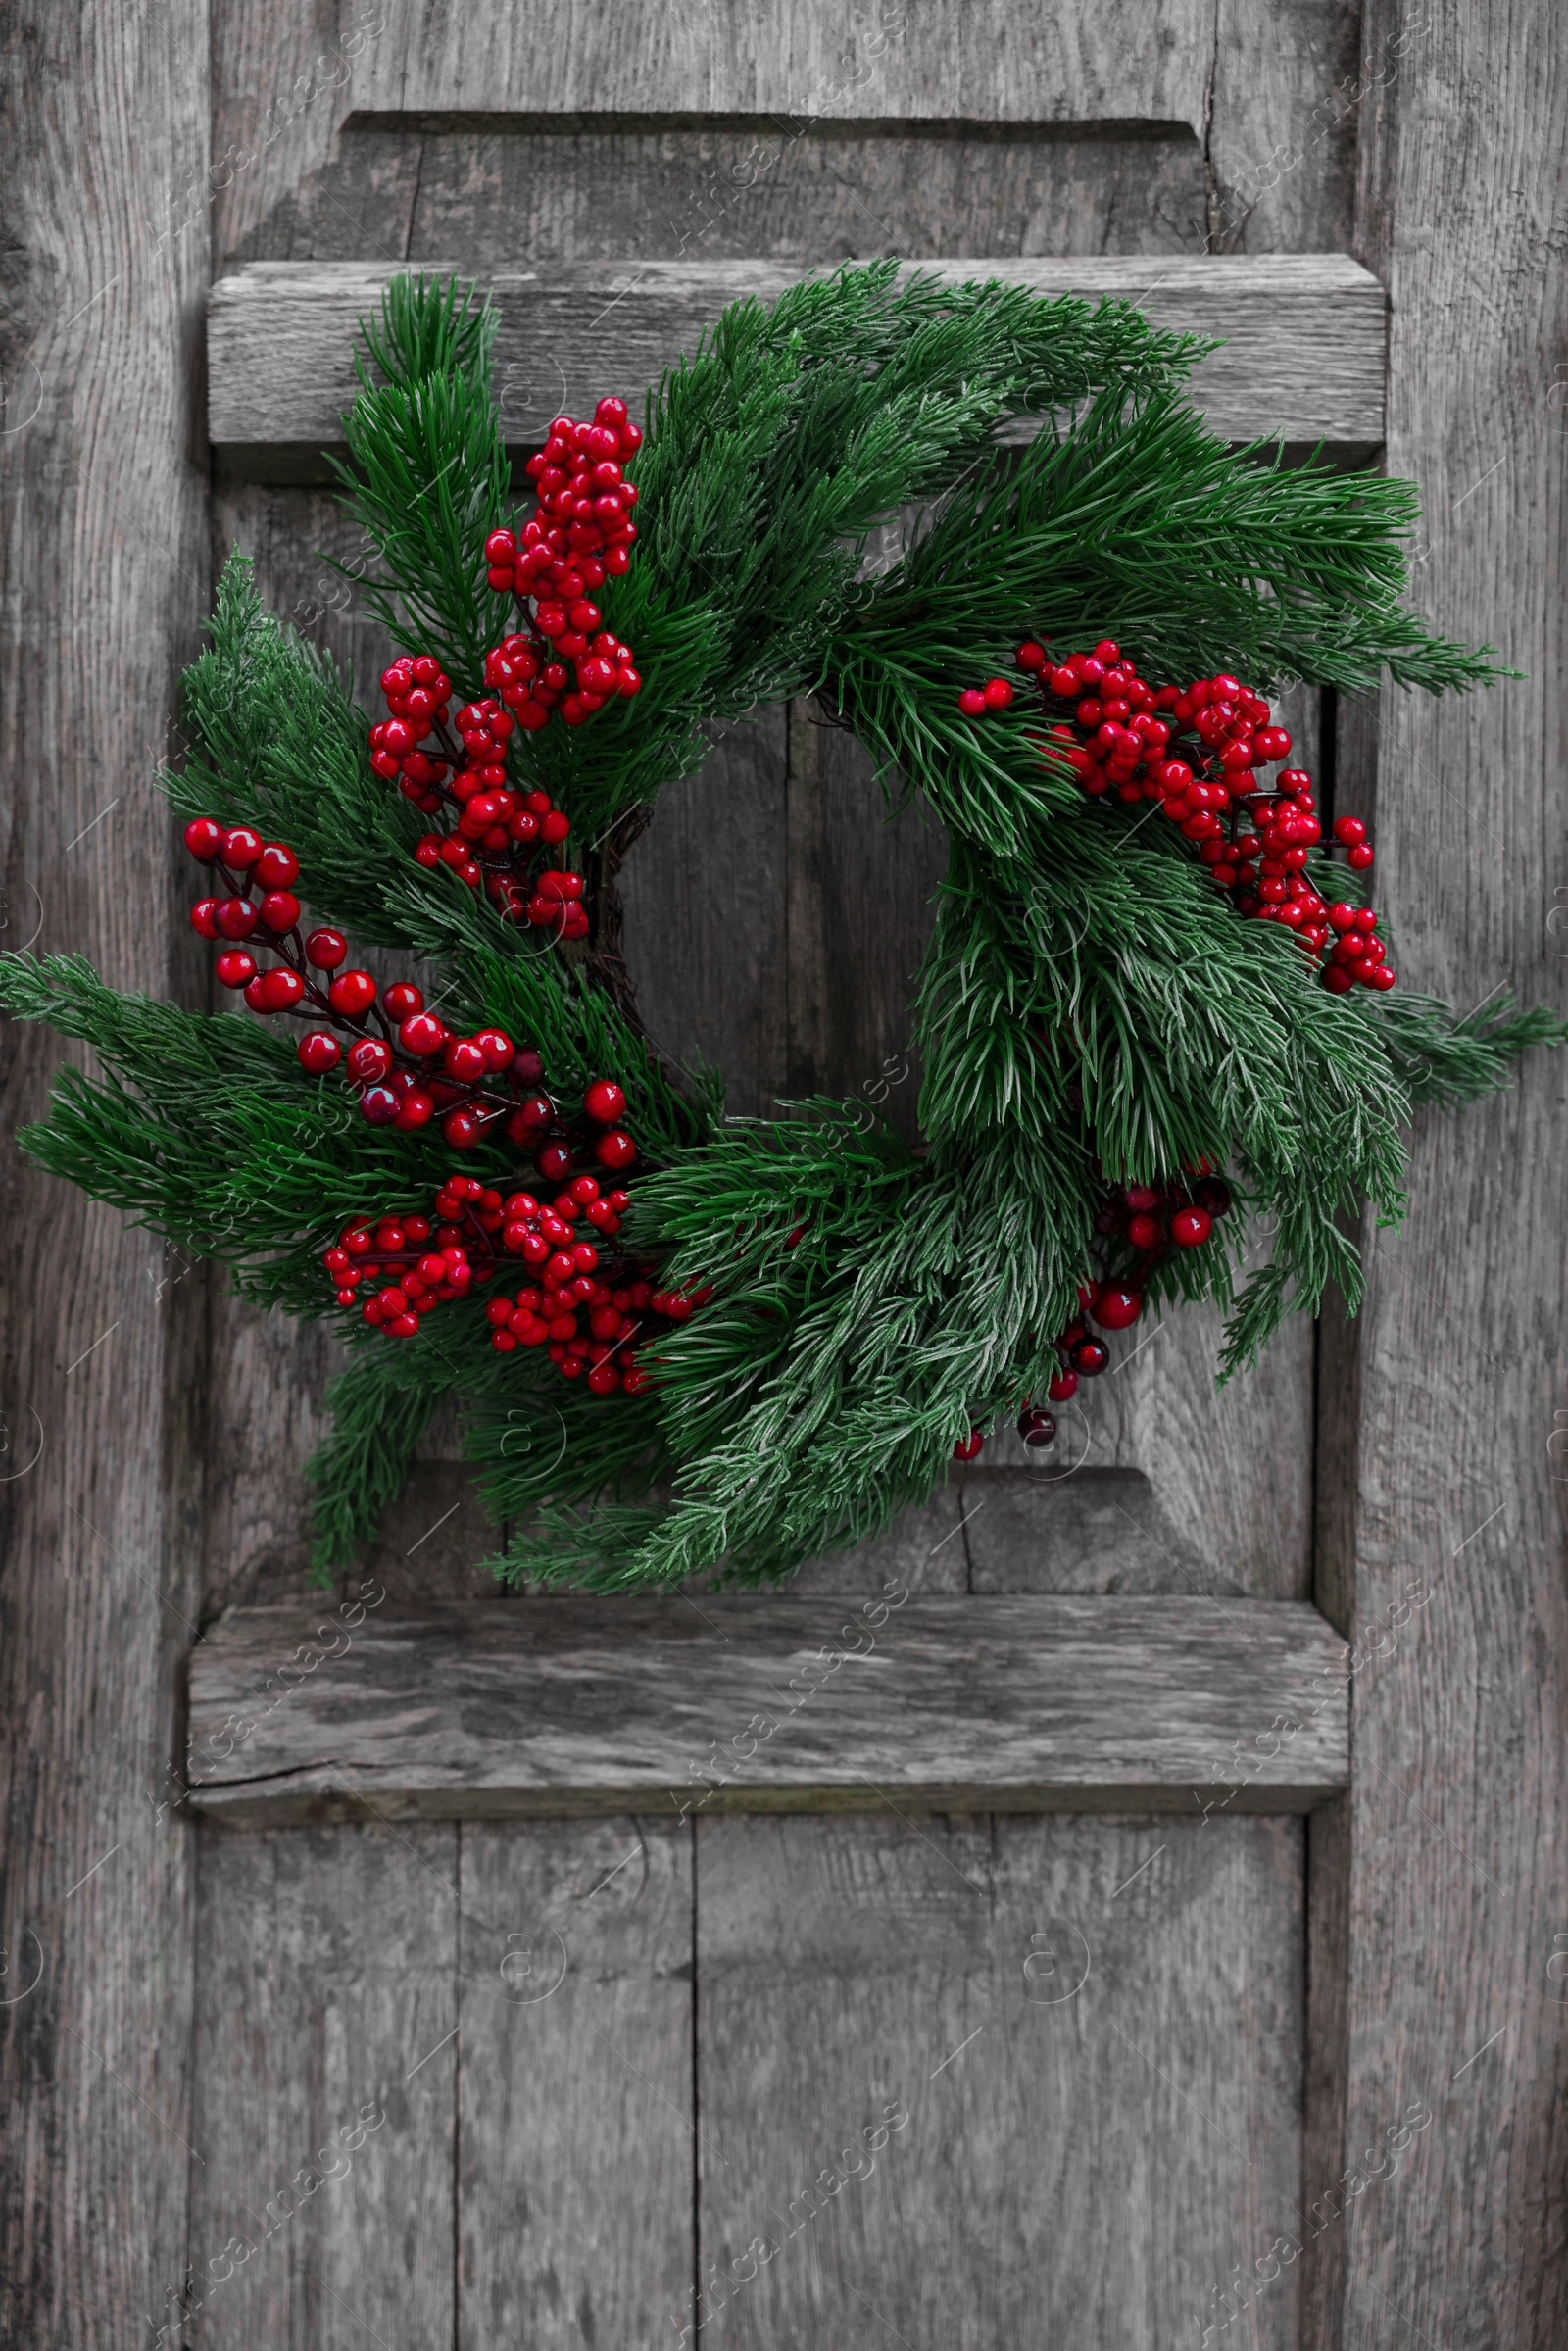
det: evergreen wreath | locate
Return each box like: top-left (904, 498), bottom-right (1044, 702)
top-left (6, 267), bottom-right (1562, 1593)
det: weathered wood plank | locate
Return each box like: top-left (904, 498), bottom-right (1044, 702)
top-left (694, 1811), bottom-right (1303, 2346)
top-left (0, 6), bottom-right (212, 2347)
top-left (182, 1594), bottom-right (1348, 1823)
top-left (457, 1818), bottom-right (694, 2343)
top-left (207, 255), bottom-right (1387, 468)
top-left (1330, 1), bottom-right (1568, 2343)
top-left (338, 1), bottom-right (1216, 131)
top-left (186, 1822), bottom-right (458, 2350)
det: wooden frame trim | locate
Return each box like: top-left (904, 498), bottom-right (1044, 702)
top-left (206, 253), bottom-right (1387, 471)
top-left (185, 1594), bottom-right (1349, 1827)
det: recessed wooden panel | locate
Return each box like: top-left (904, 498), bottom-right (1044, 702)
top-left (188, 1822), bottom-right (459, 2351)
top-left (457, 1818), bottom-right (693, 2345)
top-left (695, 1811), bottom-right (1303, 2348)
top-left (208, 255), bottom-right (1386, 468)
top-left (337, 1), bottom-right (1216, 131)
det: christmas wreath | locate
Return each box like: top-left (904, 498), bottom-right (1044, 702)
top-left (6, 268), bottom-right (1561, 1592)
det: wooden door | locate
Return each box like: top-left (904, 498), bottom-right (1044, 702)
top-left (2, 4), bottom-right (1563, 2345)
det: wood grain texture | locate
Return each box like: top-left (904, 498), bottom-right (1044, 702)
top-left (182, 1595), bottom-right (1349, 1824)
top-left (457, 1818), bottom-right (693, 2345)
top-left (1209, 0), bottom-right (1363, 254)
top-left (694, 1811), bottom-right (1304, 2347)
top-left (1330, 2), bottom-right (1568, 2343)
top-left (219, 115), bottom-right (1209, 277)
top-left (207, 255), bottom-right (1388, 465)
top-left (0, 6), bottom-right (212, 2347)
top-left (339, 0), bottom-right (1217, 131)
top-left (186, 1821), bottom-right (458, 2349)
top-left (783, 700), bottom-right (945, 1142)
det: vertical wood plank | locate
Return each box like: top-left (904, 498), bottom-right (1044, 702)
top-left (458, 1817), bottom-right (693, 2346)
top-left (1335, 2), bottom-right (1568, 2343)
top-left (0, 5), bottom-right (211, 2344)
top-left (695, 1812), bottom-right (1304, 2346)
top-left (188, 1821), bottom-right (458, 2350)
top-left (1210, 0), bottom-right (1363, 254)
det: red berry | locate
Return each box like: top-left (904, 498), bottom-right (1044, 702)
top-left (305, 928), bottom-right (348, 970)
top-left (328, 969), bottom-right (377, 1018)
top-left (298, 1031), bottom-right (341, 1073)
top-left (359, 1084), bottom-right (400, 1125)
top-left (1015, 642), bottom-right (1047, 672)
top-left (583, 1079), bottom-right (626, 1125)
top-left (221, 827), bottom-right (263, 869)
top-left (190, 898), bottom-right (220, 940)
top-left (475, 1027), bottom-right (514, 1070)
top-left (215, 897), bottom-right (257, 940)
top-left (255, 844), bottom-right (299, 888)
top-left (1170, 1205), bottom-right (1213, 1249)
top-left (595, 1128), bottom-right (636, 1171)
top-left (383, 982), bottom-right (423, 1020)
top-left (1333, 816), bottom-right (1367, 847)
top-left (1347, 844), bottom-right (1375, 871)
top-left (957, 688), bottom-right (987, 717)
top-left (395, 1090), bottom-right (435, 1129)
top-left (184, 817), bottom-right (225, 862)
top-left (1125, 1212), bottom-right (1163, 1251)
top-left (443, 1108), bottom-right (482, 1149)
top-left (346, 1037), bottom-right (392, 1084)
top-left (1090, 1286), bottom-right (1143, 1332)
top-left (215, 949), bottom-right (255, 990)
top-left (1070, 1338), bottom-right (1110, 1376)
top-left (1047, 1369), bottom-right (1078, 1403)
top-left (258, 966), bottom-right (304, 1013)
top-left (259, 890), bottom-right (300, 933)
top-left (982, 676), bottom-right (1014, 710)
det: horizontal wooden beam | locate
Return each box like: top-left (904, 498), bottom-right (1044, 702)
top-left (185, 1594), bottom-right (1348, 1827)
top-left (207, 256), bottom-right (1386, 478)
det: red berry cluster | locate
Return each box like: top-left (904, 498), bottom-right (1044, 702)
top-left (481, 394), bottom-right (646, 726)
top-left (485, 1205), bottom-right (709, 1396)
top-left (962, 639), bottom-right (1395, 994)
top-left (953, 1164), bottom-right (1235, 1457)
top-left (323, 1207), bottom-right (478, 1332)
top-left (368, 659), bottom-right (589, 938)
top-left (325, 1166), bottom-right (709, 1400)
top-left (183, 819), bottom-right (642, 1152)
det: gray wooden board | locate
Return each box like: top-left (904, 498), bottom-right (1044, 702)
top-left (694, 1811), bottom-right (1304, 2347)
top-left (341, 122), bottom-right (1210, 277)
top-left (182, 1595), bottom-right (1348, 1824)
top-left (0, 5), bottom-right (213, 2346)
top-left (1329, 2), bottom-right (1568, 2342)
top-left (207, 254), bottom-right (1387, 465)
top-left (457, 1818), bottom-right (693, 2345)
top-left (336, 2), bottom-right (1219, 133)
top-left (186, 1821), bottom-right (458, 2349)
